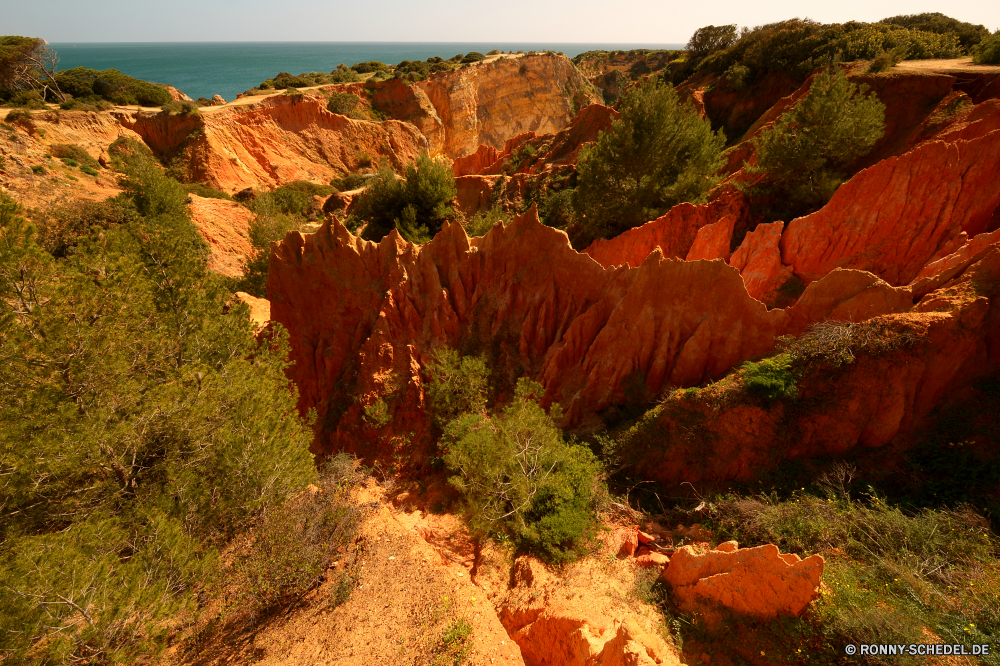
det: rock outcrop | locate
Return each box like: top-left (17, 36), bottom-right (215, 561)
top-left (584, 191), bottom-right (749, 269)
top-left (267, 208), bottom-right (801, 462)
top-left (663, 543), bottom-right (825, 618)
top-left (451, 104), bottom-right (616, 178)
top-left (781, 127), bottom-right (1000, 286)
top-left (187, 193), bottom-right (255, 276)
top-left (415, 55), bottom-right (601, 159)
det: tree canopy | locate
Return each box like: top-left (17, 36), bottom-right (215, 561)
top-left (744, 65), bottom-right (886, 221)
top-left (0, 143), bottom-right (316, 663)
top-left (573, 77), bottom-right (726, 240)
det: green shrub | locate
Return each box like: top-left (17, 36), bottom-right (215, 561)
top-left (331, 172), bottom-right (368, 191)
top-left (59, 97), bottom-right (112, 111)
top-left (235, 199), bottom-right (302, 298)
top-left (743, 65), bottom-right (885, 221)
top-left (7, 89), bottom-right (46, 108)
top-left (30, 164), bottom-right (44, 174)
top-left (355, 152), bottom-right (457, 243)
top-left (0, 151), bottom-right (317, 662)
top-left (465, 206), bottom-right (509, 237)
top-left (4, 108), bottom-right (32, 125)
top-left (231, 455), bottom-right (364, 615)
top-left (537, 188), bottom-right (575, 229)
top-left (725, 63), bottom-right (750, 90)
top-left (160, 99), bottom-right (199, 115)
top-left (60, 158), bottom-right (78, 167)
top-left (880, 12), bottom-right (990, 50)
top-left (867, 45), bottom-right (908, 72)
top-left (54, 68), bottom-right (173, 107)
top-left (441, 378), bottom-right (601, 564)
top-left (182, 182), bottom-right (233, 200)
top-left (50, 143), bottom-right (100, 170)
top-left (687, 24), bottom-right (738, 58)
top-left (741, 353), bottom-right (796, 402)
top-left (271, 72), bottom-right (312, 89)
top-left (461, 52), bottom-right (486, 63)
top-left (431, 618), bottom-right (474, 665)
top-left (326, 92), bottom-right (361, 116)
top-left (973, 31), bottom-right (1000, 65)
top-left (351, 61), bottom-right (390, 74)
top-left (80, 165), bottom-right (98, 176)
top-left (424, 348), bottom-right (489, 426)
top-left (573, 77), bottom-right (725, 240)
top-left (329, 64), bottom-right (361, 83)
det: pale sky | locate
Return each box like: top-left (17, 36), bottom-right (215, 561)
top-left (4, 0), bottom-right (998, 43)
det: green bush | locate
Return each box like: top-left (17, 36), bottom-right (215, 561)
top-left (425, 348), bottom-right (489, 426)
top-left (867, 46), bottom-right (908, 72)
top-left (79, 165), bottom-right (98, 176)
top-left (465, 206), bottom-right (508, 237)
top-left (235, 197), bottom-right (302, 298)
top-left (182, 182), bottom-right (233, 200)
top-left (354, 152), bottom-right (457, 243)
top-left (441, 378), bottom-right (601, 564)
top-left (231, 454), bottom-right (364, 615)
top-left (50, 143), bottom-right (100, 170)
top-left (741, 353), bottom-right (797, 403)
top-left (880, 12), bottom-right (990, 50)
top-left (351, 61), bottom-right (390, 74)
top-left (331, 172), bottom-right (368, 191)
top-left (687, 24), bottom-right (738, 58)
top-left (573, 77), bottom-right (725, 240)
top-left (461, 52), bottom-right (486, 63)
top-left (271, 72), bottom-right (312, 89)
top-left (326, 92), bottom-right (361, 116)
top-left (4, 108), bottom-right (32, 125)
top-left (30, 164), bottom-right (45, 174)
top-left (0, 147), bottom-right (317, 662)
top-left (743, 65), bottom-right (885, 221)
top-left (54, 68), bottom-right (173, 107)
top-left (160, 99), bottom-right (199, 115)
top-left (973, 31), bottom-right (1000, 65)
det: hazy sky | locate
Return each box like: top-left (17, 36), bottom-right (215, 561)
top-left (6, 0), bottom-right (999, 43)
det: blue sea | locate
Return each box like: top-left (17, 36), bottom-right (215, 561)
top-left (48, 42), bottom-right (683, 102)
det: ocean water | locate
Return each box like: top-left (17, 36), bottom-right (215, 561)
top-left (48, 42), bottom-right (684, 103)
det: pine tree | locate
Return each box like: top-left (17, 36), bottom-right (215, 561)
top-left (744, 65), bottom-right (886, 221)
top-left (573, 77), bottom-right (726, 240)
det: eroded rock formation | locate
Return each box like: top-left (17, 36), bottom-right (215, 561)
top-left (663, 543), bottom-right (825, 618)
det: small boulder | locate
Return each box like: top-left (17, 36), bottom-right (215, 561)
top-left (663, 543), bottom-right (824, 617)
top-left (211, 94), bottom-right (227, 106)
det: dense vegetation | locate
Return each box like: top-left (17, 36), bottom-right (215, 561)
top-left (974, 30), bottom-right (1000, 65)
top-left (427, 349), bottom-right (603, 564)
top-left (353, 152), bottom-right (457, 243)
top-left (741, 64), bottom-right (886, 221)
top-left (0, 143), bottom-right (340, 663)
top-left (573, 77), bottom-right (725, 240)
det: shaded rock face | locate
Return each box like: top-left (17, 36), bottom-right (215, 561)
top-left (663, 543), bottom-right (824, 618)
top-left (451, 104), bottom-right (617, 178)
top-left (781, 127), bottom-right (1000, 286)
top-left (625, 248), bottom-right (1000, 485)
